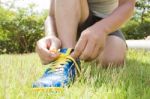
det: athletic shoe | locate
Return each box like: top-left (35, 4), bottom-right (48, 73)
top-left (32, 48), bottom-right (81, 91)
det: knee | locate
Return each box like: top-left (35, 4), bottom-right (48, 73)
top-left (98, 55), bottom-right (126, 67)
top-left (55, 0), bottom-right (81, 19)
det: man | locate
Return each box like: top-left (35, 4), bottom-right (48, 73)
top-left (33, 0), bottom-right (135, 89)
top-left (36, 0), bottom-right (135, 66)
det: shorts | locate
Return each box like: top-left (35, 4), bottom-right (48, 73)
top-left (77, 11), bottom-right (126, 41)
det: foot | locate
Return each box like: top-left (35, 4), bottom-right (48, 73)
top-left (32, 48), bottom-right (81, 91)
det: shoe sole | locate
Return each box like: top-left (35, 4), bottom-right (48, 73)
top-left (32, 87), bottom-right (63, 92)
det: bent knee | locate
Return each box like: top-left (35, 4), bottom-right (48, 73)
top-left (99, 56), bottom-right (125, 67)
top-left (97, 36), bottom-right (127, 67)
top-left (102, 59), bottom-right (125, 67)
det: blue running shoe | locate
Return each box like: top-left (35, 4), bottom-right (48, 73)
top-left (32, 48), bottom-right (81, 91)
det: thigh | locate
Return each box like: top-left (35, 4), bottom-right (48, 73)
top-left (80, 0), bottom-right (89, 23)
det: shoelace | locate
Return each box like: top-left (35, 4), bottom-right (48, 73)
top-left (45, 54), bottom-right (81, 76)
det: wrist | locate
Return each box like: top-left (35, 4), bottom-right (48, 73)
top-left (90, 23), bottom-right (108, 37)
top-left (95, 22), bottom-right (110, 35)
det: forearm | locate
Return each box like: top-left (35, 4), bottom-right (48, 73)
top-left (44, 16), bottom-right (57, 37)
top-left (93, 1), bottom-right (135, 35)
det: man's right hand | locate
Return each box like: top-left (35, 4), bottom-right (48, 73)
top-left (36, 36), bottom-right (61, 65)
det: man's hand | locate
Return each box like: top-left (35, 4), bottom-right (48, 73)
top-left (71, 26), bottom-right (107, 61)
top-left (36, 36), bottom-right (61, 65)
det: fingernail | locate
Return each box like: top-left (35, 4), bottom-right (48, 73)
top-left (71, 52), bottom-right (74, 55)
top-left (51, 54), bottom-right (56, 57)
top-left (49, 49), bottom-right (57, 53)
top-left (71, 52), bottom-right (75, 57)
top-left (52, 53), bottom-right (60, 57)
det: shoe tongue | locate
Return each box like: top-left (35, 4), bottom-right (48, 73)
top-left (59, 48), bottom-right (73, 55)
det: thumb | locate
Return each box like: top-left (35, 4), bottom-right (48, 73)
top-left (49, 39), bottom-right (61, 59)
top-left (49, 39), bottom-right (60, 50)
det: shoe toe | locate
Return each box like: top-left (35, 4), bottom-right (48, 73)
top-left (32, 80), bottom-right (51, 88)
top-left (32, 76), bottom-right (68, 88)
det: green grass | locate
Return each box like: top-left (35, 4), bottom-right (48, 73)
top-left (0, 50), bottom-right (150, 99)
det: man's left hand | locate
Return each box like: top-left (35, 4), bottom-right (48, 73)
top-left (71, 26), bottom-right (107, 61)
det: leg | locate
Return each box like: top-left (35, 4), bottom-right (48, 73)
top-left (97, 36), bottom-right (127, 67)
top-left (54, 0), bottom-right (89, 48)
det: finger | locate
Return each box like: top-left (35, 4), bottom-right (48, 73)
top-left (37, 38), bottom-right (60, 57)
top-left (36, 44), bottom-right (59, 64)
top-left (79, 40), bottom-right (95, 60)
top-left (71, 37), bottom-right (87, 58)
top-left (50, 41), bottom-right (57, 50)
top-left (90, 45), bottom-right (101, 60)
top-left (49, 38), bottom-right (61, 50)
top-left (90, 40), bottom-right (105, 60)
top-left (36, 47), bottom-right (51, 59)
top-left (39, 49), bottom-right (59, 64)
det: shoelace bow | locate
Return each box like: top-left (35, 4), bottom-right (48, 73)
top-left (45, 54), bottom-right (81, 76)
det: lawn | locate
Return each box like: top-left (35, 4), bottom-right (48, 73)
top-left (0, 50), bottom-right (150, 99)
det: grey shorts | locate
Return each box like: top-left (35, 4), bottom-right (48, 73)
top-left (77, 12), bottom-right (126, 41)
